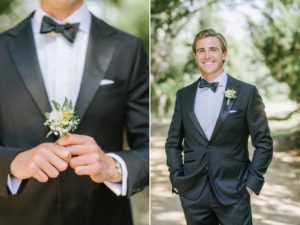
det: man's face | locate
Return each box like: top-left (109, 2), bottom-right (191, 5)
top-left (40, 0), bottom-right (83, 10)
top-left (194, 36), bottom-right (227, 78)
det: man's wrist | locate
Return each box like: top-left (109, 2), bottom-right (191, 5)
top-left (109, 157), bottom-right (122, 183)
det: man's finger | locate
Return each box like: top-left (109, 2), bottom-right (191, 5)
top-left (74, 165), bottom-right (105, 184)
top-left (35, 156), bottom-right (60, 179)
top-left (33, 169), bottom-right (49, 183)
top-left (57, 134), bottom-right (94, 146)
top-left (74, 164), bottom-right (101, 176)
top-left (46, 150), bottom-right (69, 172)
top-left (52, 145), bottom-right (71, 162)
top-left (69, 154), bottom-right (99, 168)
top-left (39, 145), bottom-right (69, 171)
top-left (66, 144), bottom-right (101, 156)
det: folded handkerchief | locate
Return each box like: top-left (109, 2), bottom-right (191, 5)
top-left (100, 79), bottom-right (114, 85)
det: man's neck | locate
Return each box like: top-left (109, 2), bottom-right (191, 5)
top-left (40, 1), bottom-right (83, 21)
top-left (202, 71), bottom-right (224, 82)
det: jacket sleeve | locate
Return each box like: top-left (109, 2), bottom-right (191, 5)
top-left (165, 91), bottom-right (184, 186)
top-left (246, 85), bottom-right (273, 195)
top-left (113, 39), bottom-right (149, 197)
top-left (0, 145), bottom-right (26, 198)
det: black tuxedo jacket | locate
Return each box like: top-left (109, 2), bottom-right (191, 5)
top-left (165, 75), bottom-right (272, 206)
top-left (0, 13), bottom-right (149, 225)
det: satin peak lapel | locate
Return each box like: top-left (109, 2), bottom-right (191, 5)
top-left (75, 16), bottom-right (118, 120)
top-left (210, 75), bottom-right (239, 142)
top-left (7, 15), bottom-right (51, 117)
top-left (187, 81), bottom-right (209, 142)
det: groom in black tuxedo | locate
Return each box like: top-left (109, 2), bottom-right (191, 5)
top-left (165, 29), bottom-right (272, 225)
top-left (0, 0), bottom-right (148, 225)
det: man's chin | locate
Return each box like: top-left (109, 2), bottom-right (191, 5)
top-left (200, 69), bottom-right (217, 76)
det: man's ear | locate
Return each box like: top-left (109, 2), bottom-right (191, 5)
top-left (222, 51), bottom-right (227, 63)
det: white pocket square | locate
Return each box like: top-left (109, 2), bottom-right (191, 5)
top-left (229, 110), bottom-right (237, 113)
top-left (100, 79), bottom-right (115, 85)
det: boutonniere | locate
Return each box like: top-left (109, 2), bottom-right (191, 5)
top-left (224, 89), bottom-right (237, 105)
top-left (44, 97), bottom-right (80, 138)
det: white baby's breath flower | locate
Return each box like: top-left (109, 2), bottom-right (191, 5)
top-left (44, 97), bottom-right (80, 138)
top-left (49, 111), bottom-right (64, 121)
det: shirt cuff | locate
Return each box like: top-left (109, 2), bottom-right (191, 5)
top-left (7, 175), bottom-right (22, 195)
top-left (246, 187), bottom-right (255, 195)
top-left (104, 153), bottom-right (128, 196)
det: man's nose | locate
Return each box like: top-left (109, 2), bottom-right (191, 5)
top-left (204, 51), bottom-right (210, 59)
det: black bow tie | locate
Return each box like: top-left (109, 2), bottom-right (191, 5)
top-left (199, 78), bottom-right (219, 92)
top-left (40, 16), bottom-right (80, 43)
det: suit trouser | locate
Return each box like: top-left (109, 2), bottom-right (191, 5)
top-left (179, 179), bottom-right (252, 225)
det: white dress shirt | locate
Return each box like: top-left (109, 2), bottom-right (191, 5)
top-left (195, 72), bottom-right (228, 140)
top-left (8, 3), bottom-right (127, 196)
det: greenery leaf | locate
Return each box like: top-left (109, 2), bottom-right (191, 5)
top-left (63, 97), bottom-right (68, 108)
top-left (52, 100), bottom-right (61, 111)
top-left (68, 99), bottom-right (73, 108)
top-left (44, 112), bottom-right (50, 119)
top-left (46, 131), bottom-right (53, 138)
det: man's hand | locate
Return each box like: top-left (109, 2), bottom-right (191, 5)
top-left (10, 143), bottom-right (70, 182)
top-left (57, 134), bottom-right (121, 183)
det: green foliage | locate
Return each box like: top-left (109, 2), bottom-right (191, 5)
top-left (151, 0), bottom-right (232, 116)
top-left (52, 100), bottom-right (61, 111)
top-left (108, 0), bottom-right (149, 54)
top-left (103, 0), bottom-right (121, 5)
top-left (0, 0), bottom-right (14, 14)
top-left (249, 0), bottom-right (300, 103)
top-left (152, 0), bottom-right (295, 116)
top-left (0, 0), bottom-right (20, 32)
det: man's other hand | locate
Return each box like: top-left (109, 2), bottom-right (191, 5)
top-left (57, 134), bottom-right (121, 183)
top-left (10, 143), bottom-right (70, 182)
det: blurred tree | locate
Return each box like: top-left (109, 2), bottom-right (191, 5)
top-left (0, 0), bottom-right (21, 32)
top-left (108, 0), bottom-right (149, 54)
top-left (152, 0), bottom-right (294, 117)
top-left (249, 0), bottom-right (300, 104)
top-left (151, 0), bottom-right (220, 116)
top-left (0, 0), bottom-right (14, 14)
top-left (151, 0), bottom-right (263, 116)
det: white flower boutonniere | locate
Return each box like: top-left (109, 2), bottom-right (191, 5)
top-left (224, 89), bottom-right (237, 105)
top-left (44, 97), bottom-right (80, 138)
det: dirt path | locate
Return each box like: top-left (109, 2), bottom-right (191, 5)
top-left (151, 120), bottom-right (300, 225)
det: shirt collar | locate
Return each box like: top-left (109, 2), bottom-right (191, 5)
top-left (200, 71), bottom-right (228, 87)
top-left (212, 71), bottom-right (227, 87)
top-left (32, 3), bottom-right (91, 34)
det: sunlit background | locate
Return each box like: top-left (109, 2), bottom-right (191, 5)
top-left (0, 0), bottom-right (149, 53)
top-left (1, 0), bottom-right (300, 224)
top-left (151, 0), bottom-right (300, 225)
top-left (0, 1), bottom-right (149, 225)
